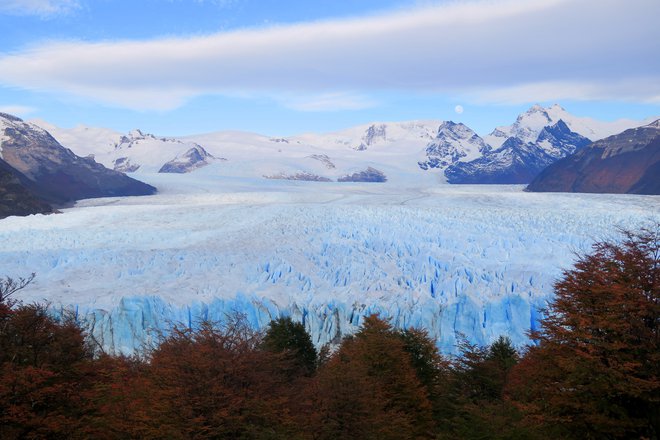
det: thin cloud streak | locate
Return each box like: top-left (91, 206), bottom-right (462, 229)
top-left (0, 0), bottom-right (657, 110)
top-left (0, 0), bottom-right (79, 17)
top-left (468, 77), bottom-right (660, 105)
top-left (281, 92), bottom-right (378, 112)
top-left (0, 105), bottom-right (36, 116)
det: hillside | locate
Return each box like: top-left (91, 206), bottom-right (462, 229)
top-left (527, 120), bottom-right (660, 195)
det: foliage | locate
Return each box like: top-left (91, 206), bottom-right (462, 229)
top-left (144, 315), bottom-right (301, 439)
top-left (262, 316), bottom-right (318, 375)
top-left (508, 227), bottom-right (660, 439)
top-left (309, 315), bottom-right (435, 439)
top-left (0, 275), bottom-right (94, 439)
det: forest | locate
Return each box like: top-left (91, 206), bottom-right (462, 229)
top-left (1, 228), bottom-right (658, 439)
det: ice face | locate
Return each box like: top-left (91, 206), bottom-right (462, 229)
top-left (2, 173), bottom-right (658, 355)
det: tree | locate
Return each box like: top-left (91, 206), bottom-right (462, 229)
top-left (449, 335), bottom-right (518, 404)
top-left (0, 273), bottom-right (35, 325)
top-left (437, 335), bottom-right (530, 439)
top-left (397, 327), bottom-right (453, 426)
top-left (508, 227), bottom-right (660, 439)
top-left (145, 315), bottom-right (300, 439)
top-left (310, 315), bottom-right (435, 439)
top-left (0, 274), bottom-right (95, 439)
top-left (262, 316), bottom-right (317, 376)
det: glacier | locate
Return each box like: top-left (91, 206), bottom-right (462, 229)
top-left (1, 171), bottom-right (658, 355)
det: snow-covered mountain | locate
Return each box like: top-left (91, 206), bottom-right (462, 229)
top-left (159, 145), bottom-right (219, 173)
top-left (418, 121), bottom-right (491, 170)
top-left (535, 120), bottom-right (591, 159)
top-left (0, 113), bottom-right (156, 206)
top-left (30, 105), bottom-right (655, 186)
top-left (446, 120), bottom-right (592, 184)
top-left (37, 120), bottom-right (448, 184)
top-left (484, 104), bottom-right (655, 149)
top-left (105, 129), bottom-right (217, 174)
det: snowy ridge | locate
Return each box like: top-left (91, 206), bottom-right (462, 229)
top-left (28, 106), bottom-right (655, 185)
top-left (30, 119), bottom-right (123, 158)
top-left (0, 116), bottom-right (9, 157)
top-left (485, 104), bottom-right (656, 148)
top-left (419, 122), bottom-right (490, 170)
top-left (159, 145), bottom-right (218, 173)
top-left (291, 120), bottom-right (440, 151)
top-left (2, 173), bottom-right (657, 355)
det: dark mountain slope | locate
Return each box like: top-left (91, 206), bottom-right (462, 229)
top-left (0, 158), bottom-right (53, 218)
top-left (0, 112), bottom-right (156, 205)
top-left (527, 120), bottom-right (660, 195)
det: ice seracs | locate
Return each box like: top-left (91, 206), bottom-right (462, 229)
top-left (2, 174), bottom-right (657, 355)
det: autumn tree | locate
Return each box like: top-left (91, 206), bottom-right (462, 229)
top-left (437, 336), bottom-right (533, 439)
top-left (397, 327), bottom-right (453, 426)
top-left (310, 315), bottom-right (435, 439)
top-left (508, 227), bottom-right (660, 439)
top-left (0, 274), bottom-right (95, 439)
top-left (262, 316), bottom-right (317, 376)
top-left (77, 355), bottom-right (168, 440)
top-left (145, 315), bottom-right (301, 439)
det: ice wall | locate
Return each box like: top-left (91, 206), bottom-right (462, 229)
top-left (2, 182), bottom-right (658, 355)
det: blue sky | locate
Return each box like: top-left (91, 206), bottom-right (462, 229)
top-left (0, 0), bottom-right (658, 136)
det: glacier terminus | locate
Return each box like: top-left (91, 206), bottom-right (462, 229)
top-left (1, 171), bottom-right (658, 355)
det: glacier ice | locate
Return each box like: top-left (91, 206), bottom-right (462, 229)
top-left (1, 173), bottom-right (658, 355)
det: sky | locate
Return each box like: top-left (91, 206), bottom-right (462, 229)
top-left (0, 0), bottom-right (658, 137)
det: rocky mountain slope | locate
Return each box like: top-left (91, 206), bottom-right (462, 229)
top-left (527, 120), bottom-right (660, 194)
top-left (446, 120), bottom-right (592, 184)
top-left (483, 104), bottom-right (651, 148)
top-left (159, 145), bottom-right (218, 173)
top-left (0, 113), bottom-right (156, 205)
top-left (0, 157), bottom-right (53, 218)
top-left (418, 121), bottom-right (491, 170)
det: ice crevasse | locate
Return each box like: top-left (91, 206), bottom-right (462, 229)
top-left (3, 186), bottom-right (657, 355)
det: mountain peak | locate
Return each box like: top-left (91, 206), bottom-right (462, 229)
top-left (0, 112), bottom-right (23, 123)
top-left (528, 104), bottom-right (545, 113)
top-left (550, 119), bottom-right (570, 132)
top-left (437, 121), bottom-right (469, 133)
top-left (646, 119), bottom-right (660, 129)
top-left (129, 128), bottom-right (145, 138)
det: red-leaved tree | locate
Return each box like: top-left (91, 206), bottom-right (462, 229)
top-left (507, 227), bottom-right (659, 439)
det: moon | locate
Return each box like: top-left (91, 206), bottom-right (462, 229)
top-left (454, 105), bottom-right (464, 114)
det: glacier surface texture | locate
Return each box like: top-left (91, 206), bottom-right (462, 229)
top-left (1, 173), bottom-right (658, 355)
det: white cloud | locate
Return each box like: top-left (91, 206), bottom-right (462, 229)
top-left (0, 0), bottom-right (657, 110)
top-left (0, 105), bottom-right (36, 116)
top-left (469, 77), bottom-right (660, 105)
top-left (281, 92), bottom-right (378, 112)
top-left (0, 0), bottom-right (79, 17)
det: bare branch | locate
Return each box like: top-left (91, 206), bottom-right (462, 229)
top-left (0, 273), bottom-right (36, 304)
